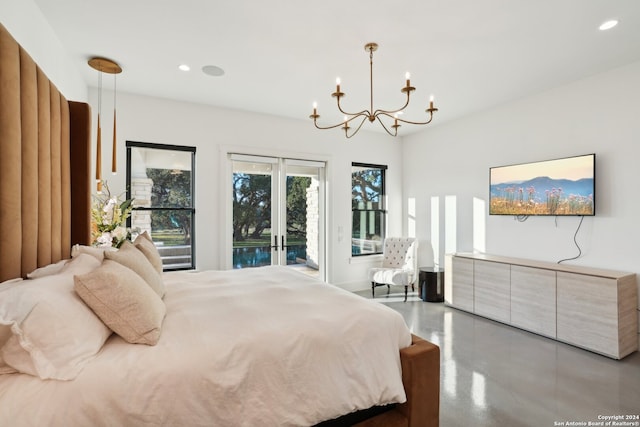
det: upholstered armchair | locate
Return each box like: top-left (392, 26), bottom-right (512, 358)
top-left (369, 237), bottom-right (419, 302)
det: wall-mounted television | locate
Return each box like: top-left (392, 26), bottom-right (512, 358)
top-left (489, 153), bottom-right (595, 216)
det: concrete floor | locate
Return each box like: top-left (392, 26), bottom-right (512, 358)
top-left (356, 288), bottom-right (640, 427)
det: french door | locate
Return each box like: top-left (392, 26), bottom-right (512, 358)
top-left (230, 154), bottom-right (325, 279)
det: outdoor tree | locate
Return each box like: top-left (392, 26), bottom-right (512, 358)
top-left (232, 173), bottom-right (310, 243)
top-left (352, 169), bottom-right (382, 208)
top-left (351, 167), bottom-right (384, 242)
top-left (147, 168), bottom-right (192, 244)
top-left (286, 176), bottom-right (311, 237)
top-left (232, 173), bottom-right (271, 241)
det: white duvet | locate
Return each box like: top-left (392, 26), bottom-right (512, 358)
top-left (0, 266), bottom-right (411, 426)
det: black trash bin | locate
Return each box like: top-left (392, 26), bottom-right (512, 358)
top-left (419, 267), bottom-right (444, 302)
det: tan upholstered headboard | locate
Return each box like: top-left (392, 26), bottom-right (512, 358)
top-left (0, 23), bottom-right (92, 282)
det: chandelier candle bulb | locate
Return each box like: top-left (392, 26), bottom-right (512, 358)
top-left (309, 102), bottom-right (320, 119)
top-left (341, 115), bottom-right (350, 133)
top-left (405, 72), bottom-right (411, 87)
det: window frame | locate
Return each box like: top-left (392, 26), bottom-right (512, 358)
top-left (126, 140), bottom-right (196, 271)
top-left (351, 162), bottom-right (387, 257)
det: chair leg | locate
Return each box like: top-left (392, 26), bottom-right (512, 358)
top-left (371, 282), bottom-right (375, 299)
top-left (386, 284), bottom-right (390, 295)
top-left (404, 286), bottom-right (408, 302)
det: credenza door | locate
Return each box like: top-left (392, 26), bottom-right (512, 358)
top-left (556, 272), bottom-right (619, 357)
top-left (511, 265), bottom-right (556, 338)
top-left (474, 260), bottom-right (510, 323)
top-left (449, 256), bottom-right (474, 312)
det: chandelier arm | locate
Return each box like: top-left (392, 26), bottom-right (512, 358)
top-left (373, 91), bottom-right (412, 118)
top-left (345, 112), bottom-right (369, 123)
top-left (312, 111), bottom-right (369, 130)
top-left (312, 119), bottom-right (353, 131)
top-left (336, 95), bottom-right (371, 118)
top-left (389, 111), bottom-right (435, 126)
top-left (345, 116), bottom-right (369, 138)
top-left (375, 115), bottom-right (399, 137)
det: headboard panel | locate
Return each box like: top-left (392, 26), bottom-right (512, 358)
top-left (69, 101), bottom-right (92, 249)
top-left (0, 23), bottom-right (91, 282)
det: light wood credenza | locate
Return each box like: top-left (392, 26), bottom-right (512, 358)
top-left (445, 253), bottom-right (638, 359)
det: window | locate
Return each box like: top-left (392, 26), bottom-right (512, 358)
top-left (351, 163), bottom-right (387, 256)
top-left (126, 141), bottom-right (196, 270)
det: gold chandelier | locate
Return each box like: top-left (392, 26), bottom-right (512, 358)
top-left (309, 42), bottom-right (438, 138)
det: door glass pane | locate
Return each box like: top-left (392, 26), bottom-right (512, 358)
top-left (232, 160), bottom-right (273, 269)
top-left (285, 164), bottom-right (320, 278)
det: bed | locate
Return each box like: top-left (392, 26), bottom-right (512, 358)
top-left (0, 23), bottom-right (440, 426)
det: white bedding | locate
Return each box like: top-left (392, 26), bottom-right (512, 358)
top-left (0, 266), bottom-right (411, 426)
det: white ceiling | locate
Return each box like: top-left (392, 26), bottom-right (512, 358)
top-left (34, 0), bottom-right (640, 134)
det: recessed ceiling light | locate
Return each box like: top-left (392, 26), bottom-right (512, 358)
top-left (178, 64), bottom-right (190, 71)
top-left (599, 20), bottom-right (618, 31)
top-left (202, 65), bottom-right (225, 77)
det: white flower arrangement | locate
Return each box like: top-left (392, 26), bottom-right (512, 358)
top-left (91, 182), bottom-right (134, 248)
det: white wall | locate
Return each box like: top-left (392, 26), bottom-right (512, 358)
top-left (2, 0), bottom-right (404, 291)
top-left (94, 90), bottom-right (404, 290)
top-left (0, 0), bottom-right (87, 101)
top-left (403, 60), bottom-right (640, 330)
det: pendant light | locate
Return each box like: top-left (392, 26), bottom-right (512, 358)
top-left (88, 57), bottom-right (122, 191)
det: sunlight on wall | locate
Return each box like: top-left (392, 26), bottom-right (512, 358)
top-left (407, 197), bottom-right (416, 237)
top-left (445, 196), bottom-right (457, 256)
top-left (473, 197), bottom-right (486, 253)
top-left (430, 197), bottom-right (440, 267)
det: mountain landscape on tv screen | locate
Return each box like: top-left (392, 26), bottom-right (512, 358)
top-left (490, 176), bottom-right (594, 216)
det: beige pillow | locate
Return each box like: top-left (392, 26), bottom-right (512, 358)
top-left (134, 232), bottom-right (163, 274)
top-left (74, 260), bottom-right (166, 345)
top-left (105, 241), bottom-right (165, 297)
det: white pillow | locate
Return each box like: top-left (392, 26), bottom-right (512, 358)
top-left (0, 279), bottom-right (22, 374)
top-left (26, 259), bottom-right (69, 279)
top-left (70, 244), bottom-right (117, 262)
top-left (0, 254), bottom-right (111, 380)
top-left (59, 253), bottom-right (103, 276)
